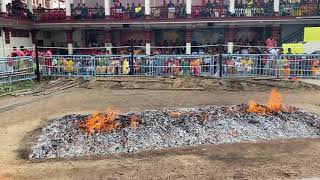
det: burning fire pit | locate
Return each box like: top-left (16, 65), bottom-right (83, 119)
top-left (31, 90), bottom-right (320, 159)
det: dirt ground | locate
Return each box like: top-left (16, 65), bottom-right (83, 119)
top-left (1, 78), bottom-right (320, 180)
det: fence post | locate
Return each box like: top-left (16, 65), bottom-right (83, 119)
top-left (276, 55), bottom-right (281, 79)
top-left (130, 44), bottom-right (134, 75)
top-left (219, 43), bottom-right (223, 78)
top-left (35, 44), bottom-right (41, 82)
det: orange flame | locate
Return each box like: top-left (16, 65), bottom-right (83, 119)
top-left (130, 113), bottom-right (139, 128)
top-left (80, 107), bottom-right (120, 134)
top-left (266, 89), bottom-right (282, 112)
top-left (247, 89), bottom-right (284, 114)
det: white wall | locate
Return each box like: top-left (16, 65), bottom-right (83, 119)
top-left (0, 29), bottom-right (33, 57)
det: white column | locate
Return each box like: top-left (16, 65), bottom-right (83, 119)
top-left (65, 0), bottom-right (71, 17)
top-left (1, 0), bottom-right (7, 13)
top-left (104, 0), bottom-right (110, 16)
top-left (1, 29), bottom-right (7, 57)
top-left (229, 0), bottom-right (235, 14)
top-left (146, 43), bottom-right (151, 55)
top-left (27, 0), bottom-right (33, 13)
top-left (186, 0), bottom-right (192, 15)
top-left (274, 0), bottom-right (280, 14)
top-left (68, 43), bottom-right (73, 55)
top-left (145, 0), bottom-right (150, 15)
top-left (186, 43), bottom-right (191, 55)
top-left (227, 42), bottom-right (234, 54)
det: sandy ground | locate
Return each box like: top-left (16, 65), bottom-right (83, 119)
top-left (1, 81), bottom-right (320, 179)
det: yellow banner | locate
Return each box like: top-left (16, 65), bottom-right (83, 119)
top-left (283, 43), bottom-right (304, 54)
top-left (304, 27), bottom-right (320, 42)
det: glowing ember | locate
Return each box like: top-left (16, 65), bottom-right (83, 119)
top-left (170, 112), bottom-right (181, 118)
top-left (247, 89), bottom-right (287, 114)
top-left (202, 112), bottom-right (209, 123)
top-left (80, 107), bottom-right (120, 134)
top-left (130, 113), bottom-right (139, 128)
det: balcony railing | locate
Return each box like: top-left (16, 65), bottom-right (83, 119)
top-left (5, 2), bottom-right (317, 22)
top-left (280, 1), bottom-right (320, 16)
top-left (150, 6), bottom-right (187, 19)
top-left (192, 5), bottom-right (228, 18)
top-left (110, 7), bottom-right (145, 19)
top-left (72, 7), bottom-right (105, 19)
top-left (234, 2), bottom-right (274, 17)
top-left (33, 8), bottom-right (66, 21)
top-left (5, 5), bottom-right (33, 20)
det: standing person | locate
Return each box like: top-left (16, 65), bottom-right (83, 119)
top-left (64, 58), bottom-right (74, 76)
top-left (266, 36), bottom-right (276, 49)
top-left (181, 58), bottom-right (190, 76)
top-left (43, 49), bottom-right (53, 76)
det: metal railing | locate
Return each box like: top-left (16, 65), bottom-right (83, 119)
top-left (33, 8), bottom-right (66, 21)
top-left (0, 53), bottom-right (319, 84)
top-left (72, 7), bottom-right (105, 19)
top-left (192, 5), bottom-right (228, 18)
top-left (0, 57), bottom-right (35, 84)
top-left (278, 54), bottom-right (320, 79)
top-left (5, 5), bottom-right (33, 20)
top-left (280, 1), bottom-right (320, 16)
top-left (220, 54), bottom-right (278, 78)
top-left (110, 7), bottom-right (145, 19)
top-left (39, 55), bottom-right (94, 77)
top-left (38, 54), bottom-right (320, 79)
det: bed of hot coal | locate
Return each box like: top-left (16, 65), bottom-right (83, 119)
top-left (31, 105), bottom-right (320, 159)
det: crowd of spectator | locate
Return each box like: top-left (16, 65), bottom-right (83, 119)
top-left (112, 2), bottom-right (144, 19)
top-left (5, 0), bottom-right (33, 19)
top-left (151, 0), bottom-right (187, 19)
top-left (2, 0), bottom-right (319, 21)
top-left (280, 0), bottom-right (320, 16)
top-left (73, 3), bottom-right (105, 19)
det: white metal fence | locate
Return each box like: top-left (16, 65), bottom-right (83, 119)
top-left (0, 57), bottom-right (35, 84)
top-left (1, 54), bottom-right (319, 84)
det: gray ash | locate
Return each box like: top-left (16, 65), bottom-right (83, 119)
top-left (31, 105), bottom-right (320, 159)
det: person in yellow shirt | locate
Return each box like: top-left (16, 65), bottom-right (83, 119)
top-left (122, 58), bottom-right (130, 75)
top-left (64, 59), bottom-right (74, 75)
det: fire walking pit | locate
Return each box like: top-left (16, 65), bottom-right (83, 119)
top-left (31, 90), bottom-right (320, 159)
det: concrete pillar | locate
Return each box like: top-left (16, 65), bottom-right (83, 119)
top-left (229, 0), bottom-right (235, 15)
top-left (65, 0), bottom-right (71, 19)
top-left (225, 26), bottom-right (236, 54)
top-left (3, 28), bottom-right (10, 44)
top-left (1, 28), bottom-right (11, 57)
top-left (27, 0), bottom-right (33, 13)
top-left (145, 0), bottom-right (150, 16)
top-left (185, 28), bottom-right (193, 55)
top-left (274, 0), bottom-right (280, 15)
top-left (104, 29), bottom-right (112, 53)
top-left (186, 0), bottom-right (192, 17)
top-left (104, 0), bottom-right (110, 18)
top-left (1, 0), bottom-right (7, 15)
top-left (65, 30), bottom-right (73, 55)
top-left (145, 28), bottom-right (152, 55)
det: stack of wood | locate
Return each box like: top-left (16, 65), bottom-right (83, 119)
top-left (13, 78), bottom-right (80, 96)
